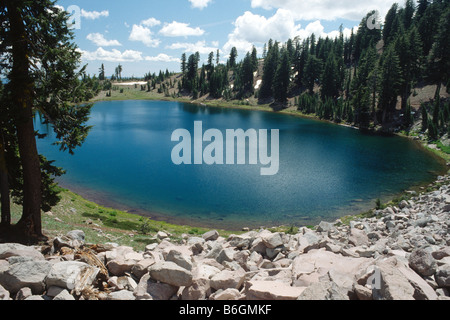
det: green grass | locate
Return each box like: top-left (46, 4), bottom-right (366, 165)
top-left (436, 141), bottom-right (450, 154)
top-left (8, 188), bottom-right (240, 251)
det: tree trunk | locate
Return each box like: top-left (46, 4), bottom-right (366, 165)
top-left (0, 130), bottom-right (11, 227)
top-left (6, 1), bottom-right (44, 239)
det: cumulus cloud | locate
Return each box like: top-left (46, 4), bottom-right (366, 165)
top-left (87, 33), bottom-right (122, 47)
top-left (167, 40), bottom-right (219, 55)
top-left (141, 17), bottom-right (162, 27)
top-left (145, 53), bottom-right (180, 62)
top-left (129, 24), bottom-right (161, 47)
top-left (159, 21), bottom-right (205, 37)
top-left (223, 9), bottom-right (358, 55)
top-left (80, 9), bottom-right (109, 20)
top-left (223, 10), bottom-right (300, 54)
top-left (81, 47), bottom-right (144, 62)
top-left (188, 0), bottom-right (213, 9)
top-left (250, 0), bottom-right (397, 21)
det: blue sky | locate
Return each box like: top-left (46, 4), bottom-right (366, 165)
top-left (56, 0), bottom-right (402, 77)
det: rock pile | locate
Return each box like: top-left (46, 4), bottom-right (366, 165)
top-left (1, 177), bottom-right (450, 300)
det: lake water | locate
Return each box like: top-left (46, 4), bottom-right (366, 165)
top-left (35, 100), bottom-right (446, 229)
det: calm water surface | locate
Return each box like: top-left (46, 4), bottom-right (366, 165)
top-left (35, 100), bottom-right (446, 229)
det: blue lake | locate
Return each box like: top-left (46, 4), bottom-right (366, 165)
top-left (35, 100), bottom-right (446, 229)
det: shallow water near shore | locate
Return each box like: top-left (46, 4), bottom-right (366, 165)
top-left (35, 100), bottom-right (446, 229)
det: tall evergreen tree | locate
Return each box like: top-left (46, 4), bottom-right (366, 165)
top-left (99, 64), bottom-right (105, 81)
top-left (228, 47), bottom-right (238, 68)
top-left (378, 45), bottom-right (403, 125)
top-left (302, 55), bottom-right (323, 94)
top-left (321, 54), bottom-right (340, 100)
top-left (273, 49), bottom-right (291, 104)
top-left (259, 41), bottom-right (279, 99)
top-left (0, 0), bottom-right (92, 240)
top-left (181, 53), bottom-right (187, 75)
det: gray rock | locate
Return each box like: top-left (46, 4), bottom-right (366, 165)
top-left (298, 232), bottom-right (321, 253)
top-left (245, 281), bottom-right (306, 300)
top-left (134, 273), bottom-right (178, 300)
top-left (260, 231), bottom-right (284, 249)
top-left (210, 288), bottom-right (243, 300)
top-left (432, 247), bottom-right (450, 260)
top-left (53, 289), bottom-right (76, 301)
top-left (349, 228), bottom-right (369, 247)
top-left (148, 261), bottom-right (193, 287)
top-left (106, 258), bottom-right (136, 276)
top-left (15, 287), bottom-right (33, 300)
top-left (0, 260), bottom-right (52, 295)
top-left (373, 257), bottom-right (416, 300)
top-left (46, 286), bottom-right (66, 298)
top-left (216, 248), bottom-right (235, 264)
top-left (409, 249), bottom-right (437, 277)
top-left (228, 235), bottom-right (253, 250)
top-left (66, 230), bottom-right (85, 243)
top-left (131, 258), bottom-right (156, 279)
top-left (354, 284), bottom-right (373, 300)
top-left (24, 295), bottom-right (45, 300)
top-left (435, 265), bottom-right (450, 288)
top-left (166, 249), bottom-right (193, 271)
top-left (210, 269), bottom-right (245, 291)
top-left (182, 278), bottom-right (211, 301)
top-left (107, 289), bottom-right (135, 300)
top-left (0, 243), bottom-right (45, 261)
top-left (203, 230), bottom-right (219, 241)
top-left (205, 242), bottom-right (224, 260)
top-left (317, 221), bottom-right (335, 233)
top-left (45, 261), bottom-right (100, 291)
top-left (297, 280), bottom-right (349, 300)
top-left (0, 284), bottom-right (10, 300)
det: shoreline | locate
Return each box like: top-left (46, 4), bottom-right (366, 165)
top-left (46, 93), bottom-right (450, 233)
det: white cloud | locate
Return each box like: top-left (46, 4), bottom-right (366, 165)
top-left (145, 53), bottom-right (180, 62)
top-left (167, 40), bottom-right (219, 55)
top-left (129, 24), bottom-right (161, 47)
top-left (87, 33), bottom-right (122, 47)
top-left (141, 17), bottom-right (161, 27)
top-left (250, 0), bottom-right (397, 21)
top-left (223, 10), bottom-right (301, 54)
top-left (81, 47), bottom-right (144, 62)
top-left (223, 10), bottom-right (358, 55)
top-left (159, 21), bottom-right (205, 37)
top-left (189, 0), bottom-right (213, 10)
top-left (80, 9), bottom-right (109, 20)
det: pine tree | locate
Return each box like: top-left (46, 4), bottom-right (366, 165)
top-left (228, 47), bottom-right (238, 68)
top-left (259, 41), bottom-right (279, 99)
top-left (0, 0), bottom-right (92, 240)
top-left (302, 55), bottom-right (323, 94)
top-left (181, 53), bottom-right (187, 75)
top-left (273, 49), bottom-right (291, 104)
top-left (251, 46), bottom-right (258, 72)
top-left (383, 3), bottom-right (399, 46)
top-left (99, 64), bottom-right (105, 81)
top-left (429, 7), bottom-right (450, 89)
top-left (321, 54), bottom-right (339, 100)
top-left (378, 45), bottom-right (403, 125)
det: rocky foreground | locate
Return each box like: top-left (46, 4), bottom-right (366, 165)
top-left (1, 177), bottom-right (450, 301)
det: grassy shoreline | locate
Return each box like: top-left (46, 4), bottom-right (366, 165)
top-left (20, 88), bottom-right (448, 250)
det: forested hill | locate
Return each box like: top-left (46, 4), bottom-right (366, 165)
top-left (172, 0), bottom-right (449, 137)
top-left (90, 1), bottom-right (450, 140)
